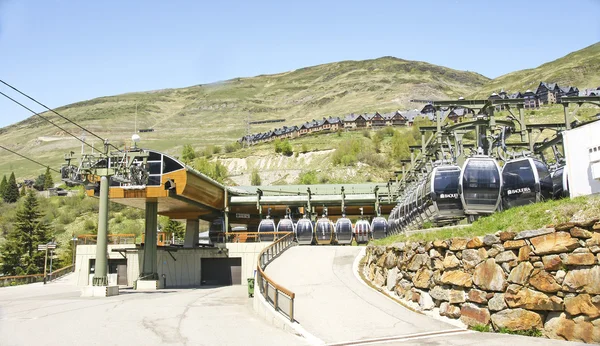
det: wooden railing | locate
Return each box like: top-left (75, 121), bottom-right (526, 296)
top-left (78, 233), bottom-right (136, 244)
top-left (256, 232), bottom-right (296, 322)
top-left (0, 264), bottom-right (74, 287)
top-left (226, 231), bottom-right (285, 243)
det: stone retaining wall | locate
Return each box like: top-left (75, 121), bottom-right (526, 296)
top-left (365, 220), bottom-right (600, 343)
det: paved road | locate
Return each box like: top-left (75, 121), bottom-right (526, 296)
top-left (265, 246), bottom-right (584, 346)
top-left (0, 274), bottom-right (306, 346)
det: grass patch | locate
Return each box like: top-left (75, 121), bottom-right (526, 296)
top-left (373, 195), bottom-right (600, 245)
top-left (497, 327), bottom-right (543, 337)
top-left (470, 324), bottom-right (492, 333)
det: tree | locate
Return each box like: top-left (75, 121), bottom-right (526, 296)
top-left (0, 175), bottom-right (7, 198)
top-left (4, 172), bottom-right (20, 203)
top-left (181, 144), bottom-right (196, 164)
top-left (43, 167), bottom-right (54, 190)
top-left (163, 219), bottom-right (184, 239)
top-left (251, 169), bottom-right (262, 186)
top-left (33, 173), bottom-right (46, 191)
top-left (0, 190), bottom-right (52, 275)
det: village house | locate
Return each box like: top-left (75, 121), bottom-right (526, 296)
top-left (368, 112), bottom-right (386, 128)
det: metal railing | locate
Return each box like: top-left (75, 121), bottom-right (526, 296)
top-left (256, 232), bottom-right (296, 322)
top-left (0, 264), bottom-right (74, 287)
top-left (226, 231), bottom-right (285, 243)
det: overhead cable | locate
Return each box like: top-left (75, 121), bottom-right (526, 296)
top-left (0, 144), bottom-right (61, 173)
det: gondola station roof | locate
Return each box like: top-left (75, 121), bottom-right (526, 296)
top-left (84, 149), bottom-right (396, 224)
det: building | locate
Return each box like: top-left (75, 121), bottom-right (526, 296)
top-left (563, 120), bottom-right (600, 198)
top-left (522, 90), bottom-right (540, 109)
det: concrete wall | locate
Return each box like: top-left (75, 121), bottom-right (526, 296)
top-left (226, 242), bottom-right (271, 284)
top-left (74, 244), bottom-right (138, 287)
top-left (155, 247), bottom-right (226, 287)
top-left (365, 221), bottom-right (600, 343)
top-left (564, 121), bottom-right (600, 197)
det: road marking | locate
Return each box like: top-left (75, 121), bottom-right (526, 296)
top-left (326, 329), bottom-right (473, 346)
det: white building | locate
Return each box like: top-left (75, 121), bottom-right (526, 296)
top-left (563, 120), bottom-right (600, 197)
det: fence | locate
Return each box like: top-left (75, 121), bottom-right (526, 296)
top-left (0, 264), bottom-right (74, 287)
top-left (256, 232), bottom-right (296, 321)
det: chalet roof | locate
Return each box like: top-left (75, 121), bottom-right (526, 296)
top-left (536, 82), bottom-right (559, 94)
top-left (343, 113), bottom-right (357, 122)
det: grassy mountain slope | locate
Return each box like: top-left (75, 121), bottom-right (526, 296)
top-left (0, 57), bottom-right (489, 179)
top-left (474, 42), bottom-right (600, 97)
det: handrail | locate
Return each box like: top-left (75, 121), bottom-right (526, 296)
top-left (0, 264), bottom-right (74, 287)
top-left (47, 264), bottom-right (74, 282)
top-left (256, 232), bottom-right (296, 321)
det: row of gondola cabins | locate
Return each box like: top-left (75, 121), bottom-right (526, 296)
top-left (240, 110), bottom-right (422, 145)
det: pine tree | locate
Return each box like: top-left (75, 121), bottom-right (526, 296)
top-left (4, 172), bottom-right (20, 203)
top-left (251, 169), bottom-right (262, 186)
top-left (0, 175), bottom-right (7, 198)
top-left (0, 190), bottom-right (51, 275)
top-left (43, 167), bottom-right (54, 190)
top-left (163, 219), bottom-right (185, 240)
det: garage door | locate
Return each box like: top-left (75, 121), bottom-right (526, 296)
top-left (201, 258), bottom-right (242, 286)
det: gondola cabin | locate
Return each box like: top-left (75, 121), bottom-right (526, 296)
top-left (276, 217), bottom-right (295, 240)
top-left (551, 165), bottom-right (569, 199)
top-left (295, 217), bottom-right (314, 245)
top-left (459, 156), bottom-right (502, 217)
top-left (354, 219), bottom-right (371, 243)
top-left (424, 165), bottom-right (464, 225)
top-left (334, 217), bottom-right (353, 245)
top-left (314, 216), bottom-right (334, 245)
top-left (371, 216), bottom-right (388, 240)
top-left (257, 217), bottom-right (276, 242)
top-left (501, 157), bottom-right (553, 209)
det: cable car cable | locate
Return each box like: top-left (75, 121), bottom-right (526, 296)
top-left (0, 79), bottom-right (121, 152)
top-left (0, 90), bottom-right (104, 154)
top-left (0, 144), bottom-right (60, 173)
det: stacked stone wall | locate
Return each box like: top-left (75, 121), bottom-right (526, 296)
top-left (365, 220), bottom-right (600, 343)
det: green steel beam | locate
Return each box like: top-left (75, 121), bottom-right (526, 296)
top-left (92, 176), bottom-right (109, 286)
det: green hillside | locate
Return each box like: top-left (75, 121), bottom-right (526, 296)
top-left (473, 42), bottom-right (600, 97)
top-left (0, 57), bottom-right (489, 180)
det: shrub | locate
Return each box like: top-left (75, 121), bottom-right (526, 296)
top-left (212, 146), bottom-right (222, 155)
top-left (301, 143), bottom-right (308, 153)
top-left (274, 139), bottom-right (293, 156)
top-left (251, 169), bottom-right (261, 186)
top-left (298, 170), bottom-right (319, 185)
top-left (362, 129), bottom-right (371, 138)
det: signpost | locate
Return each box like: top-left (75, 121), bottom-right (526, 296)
top-left (38, 242), bottom-right (57, 284)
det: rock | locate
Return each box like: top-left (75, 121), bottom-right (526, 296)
top-left (594, 222), bottom-right (600, 231)
top-left (450, 237), bottom-right (468, 251)
top-left (407, 254), bottom-right (429, 271)
top-left (468, 289), bottom-right (488, 304)
top-left (413, 267), bottom-right (433, 289)
top-left (573, 247), bottom-right (591, 253)
top-left (544, 312), bottom-right (600, 343)
top-left (429, 286), bottom-right (450, 301)
top-left (440, 269), bottom-right (473, 288)
top-left (410, 289), bottom-right (421, 303)
top-left (514, 228), bottom-right (554, 240)
top-left (555, 270), bottom-right (566, 284)
top-left (505, 284), bottom-right (564, 311)
top-left (395, 279), bottom-right (413, 299)
top-left (433, 239), bottom-right (448, 249)
top-left (374, 267), bottom-right (386, 287)
top-left (418, 291), bottom-right (435, 310)
top-left (563, 266), bottom-right (600, 294)
top-left (473, 259), bottom-right (507, 292)
top-left (562, 253), bottom-right (596, 266)
top-left (530, 232), bottom-right (580, 255)
top-left (462, 249), bottom-right (485, 270)
top-left (460, 303), bottom-right (491, 327)
top-left (532, 261), bottom-right (544, 268)
top-left (565, 294), bottom-right (600, 318)
top-left (529, 269), bottom-right (561, 293)
top-left (501, 262), bottom-right (511, 274)
top-left (488, 293), bottom-right (507, 311)
top-left (487, 246), bottom-right (501, 258)
top-left (491, 308), bottom-right (543, 331)
top-left (429, 248), bottom-right (442, 259)
top-left (449, 289), bottom-right (466, 304)
top-left (575, 219), bottom-right (599, 228)
top-left (503, 239), bottom-right (526, 249)
top-left (440, 302), bottom-right (461, 319)
top-left (443, 254), bottom-right (460, 269)
top-left (517, 246), bottom-right (530, 262)
top-left (384, 251), bottom-right (398, 269)
top-left (556, 222), bottom-right (577, 231)
top-left (571, 227), bottom-right (593, 239)
top-left (508, 261), bottom-right (534, 285)
top-left (590, 246), bottom-right (600, 253)
top-left (432, 258), bottom-right (444, 271)
top-left (587, 233), bottom-right (600, 247)
top-left (542, 255), bottom-right (563, 271)
top-left (467, 237), bottom-right (484, 248)
top-left (387, 267), bottom-right (399, 291)
top-left (499, 231), bottom-right (516, 241)
top-left (483, 234), bottom-right (500, 246)
top-left (495, 250), bottom-right (517, 263)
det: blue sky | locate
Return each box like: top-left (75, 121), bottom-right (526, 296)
top-left (0, 0), bottom-right (598, 128)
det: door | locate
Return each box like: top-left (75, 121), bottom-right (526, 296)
top-left (201, 258), bottom-right (242, 286)
top-left (117, 264), bottom-right (128, 286)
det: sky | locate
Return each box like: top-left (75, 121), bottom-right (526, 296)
top-left (0, 0), bottom-right (598, 128)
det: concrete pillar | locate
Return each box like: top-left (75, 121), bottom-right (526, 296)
top-left (141, 200), bottom-right (158, 280)
top-left (184, 219), bottom-right (199, 248)
top-left (92, 176), bottom-right (109, 286)
top-left (563, 104), bottom-right (571, 130)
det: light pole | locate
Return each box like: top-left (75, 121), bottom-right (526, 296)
top-left (71, 234), bottom-right (78, 270)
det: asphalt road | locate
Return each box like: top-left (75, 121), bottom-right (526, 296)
top-left (0, 274), bottom-right (306, 346)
